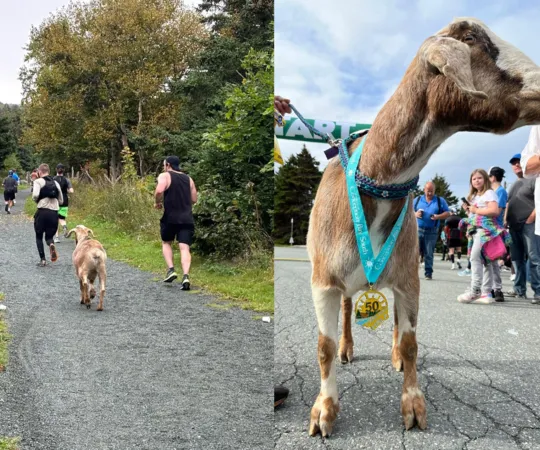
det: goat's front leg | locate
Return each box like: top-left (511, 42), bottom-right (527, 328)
top-left (309, 286), bottom-right (341, 438)
top-left (392, 285), bottom-right (427, 430)
top-left (391, 302), bottom-right (403, 371)
top-left (338, 296), bottom-right (353, 364)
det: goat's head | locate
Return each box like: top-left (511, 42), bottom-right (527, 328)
top-left (412, 17), bottom-right (540, 133)
top-left (66, 225), bottom-right (94, 246)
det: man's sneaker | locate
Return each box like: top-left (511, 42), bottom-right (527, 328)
top-left (451, 263), bottom-right (455, 270)
top-left (458, 269), bottom-right (471, 277)
top-left (163, 269), bottom-right (177, 283)
top-left (425, 274), bottom-right (432, 280)
top-left (493, 289), bottom-right (505, 302)
top-left (457, 289), bottom-right (481, 303)
top-left (53, 237), bottom-right (60, 244)
top-left (37, 259), bottom-right (47, 267)
top-left (49, 243), bottom-right (58, 262)
top-left (505, 289), bottom-right (526, 298)
top-left (457, 262), bottom-right (462, 270)
top-left (274, 385), bottom-right (289, 408)
top-left (472, 293), bottom-right (495, 304)
top-left (6, 210), bottom-right (10, 214)
top-left (532, 296), bottom-right (540, 305)
top-left (181, 274), bottom-right (191, 291)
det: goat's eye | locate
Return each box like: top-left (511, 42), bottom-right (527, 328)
top-left (464, 35), bottom-right (475, 43)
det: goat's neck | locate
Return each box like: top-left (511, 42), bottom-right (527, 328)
top-left (358, 65), bottom-right (455, 185)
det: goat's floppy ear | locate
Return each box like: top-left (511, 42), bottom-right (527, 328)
top-left (66, 229), bottom-right (76, 238)
top-left (423, 36), bottom-right (488, 99)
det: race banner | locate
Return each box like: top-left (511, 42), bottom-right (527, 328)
top-left (274, 117), bottom-right (371, 143)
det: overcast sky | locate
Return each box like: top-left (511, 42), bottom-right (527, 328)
top-left (0, 0), bottom-right (201, 105)
top-left (275, 0), bottom-right (540, 199)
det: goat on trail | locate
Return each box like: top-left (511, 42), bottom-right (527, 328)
top-left (66, 225), bottom-right (107, 311)
top-left (307, 17), bottom-right (540, 437)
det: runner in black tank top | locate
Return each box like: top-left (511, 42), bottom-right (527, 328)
top-left (154, 156), bottom-right (198, 289)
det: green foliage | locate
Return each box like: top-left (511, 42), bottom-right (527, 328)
top-left (188, 48), bottom-right (273, 258)
top-left (0, 436), bottom-right (20, 450)
top-left (3, 154), bottom-right (22, 173)
top-left (274, 145), bottom-right (322, 244)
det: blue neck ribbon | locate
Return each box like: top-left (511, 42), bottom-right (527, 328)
top-left (346, 137), bottom-right (410, 286)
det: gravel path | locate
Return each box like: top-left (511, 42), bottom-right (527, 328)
top-left (0, 188), bottom-right (272, 450)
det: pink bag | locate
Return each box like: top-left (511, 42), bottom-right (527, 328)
top-left (482, 235), bottom-right (507, 261)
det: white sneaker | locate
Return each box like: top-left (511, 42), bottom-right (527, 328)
top-left (457, 289), bottom-right (481, 303)
top-left (451, 263), bottom-right (455, 270)
top-left (53, 237), bottom-right (60, 243)
top-left (510, 274), bottom-right (516, 281)
top-left (472, 293), bottom-right (495, 304)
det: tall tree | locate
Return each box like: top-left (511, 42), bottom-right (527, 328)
top-left (20, 0), bottom-right (206, 176)
top-left (274, 145), bottom-right (322, 245)
top-left (414, 173), bottom-right (459, 207)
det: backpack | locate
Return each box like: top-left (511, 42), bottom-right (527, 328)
top-left (38, 177), bottom-right (59, 200)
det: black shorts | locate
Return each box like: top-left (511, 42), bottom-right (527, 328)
top-left (160, 222), bottom-right (195, 245)
top-left (4, 191), bottom-right (15, 201)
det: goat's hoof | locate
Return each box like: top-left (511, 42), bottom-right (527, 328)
top-left (309, 394), bottom-right (339, 438)
top-left (80, 300), bottom-right (84, 305)
top-left (338, 338), bottom-right (354, 364)
top-left (401, 387), bottom-right (427, 430)
top-left (97, 307), bottom-right (103, 312)
top-left (86, 304), bottom-right (91, 309)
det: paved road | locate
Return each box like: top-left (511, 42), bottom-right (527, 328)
top-left (0, 189), bottom-right (272, 450)
top-left (275, 249), bottom-right (540, 449)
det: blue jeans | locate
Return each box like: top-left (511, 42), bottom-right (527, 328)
top-left (509, 223), bottom-right (540, 296)
top-left (419, 227), bottom-right (438, 277)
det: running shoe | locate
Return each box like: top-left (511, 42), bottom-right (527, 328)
top-left (163, 268), bottom-right (177, 283)
top-left (49, 243), bottom-right (58, 262)
top-left (181, 274), bottom-right (191, 291)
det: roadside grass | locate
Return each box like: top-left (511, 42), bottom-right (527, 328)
top-left (0, 293), bottom-right (10, 372)
top-left (0, 438), bottom-right (20, 450)
top-left (24, 196), bottom-right (273, 312)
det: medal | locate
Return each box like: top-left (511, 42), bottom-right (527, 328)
top-left (354, 285), bottom-right (389, 330)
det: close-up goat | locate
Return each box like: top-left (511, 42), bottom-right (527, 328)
top-left (307, 17), bottom-right (540, 437)
top-left (66, 225), bottom-right (107, 311)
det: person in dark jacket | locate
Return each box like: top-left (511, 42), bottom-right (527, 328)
top-left (2, 171), bottom-right (17, 214)
top-left (154, 155), bottom-right (198, 289)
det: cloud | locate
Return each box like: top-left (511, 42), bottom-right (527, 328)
top-left (275, 0), bottom-right (540, 197)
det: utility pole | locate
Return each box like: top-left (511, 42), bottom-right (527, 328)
top-left (289, 218), bottom-right (294, 245)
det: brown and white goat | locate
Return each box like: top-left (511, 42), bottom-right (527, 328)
top-left (66, 225), bottom-right (107, 311)
top-left (307, 17), bottom-right (540, 437)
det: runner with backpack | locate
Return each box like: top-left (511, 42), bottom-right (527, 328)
top-left (53, 163), bottom-right (74, 242)
top-left (32, 164), bottom-right (64, 266)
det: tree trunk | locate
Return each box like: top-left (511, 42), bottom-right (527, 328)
top-left (110, 140), bottom-right (117, 180)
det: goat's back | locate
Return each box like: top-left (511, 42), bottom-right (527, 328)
top-left (73, 239), bottom-right (107, 276)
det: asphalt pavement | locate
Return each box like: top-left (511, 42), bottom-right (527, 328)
top-left (0, 188), bottom-right (273, 450)
top-left (275, 246), bottom-right (540, 450)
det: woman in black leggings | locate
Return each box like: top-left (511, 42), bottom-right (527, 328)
top-left (32, 164), bottom-right (64, 266)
